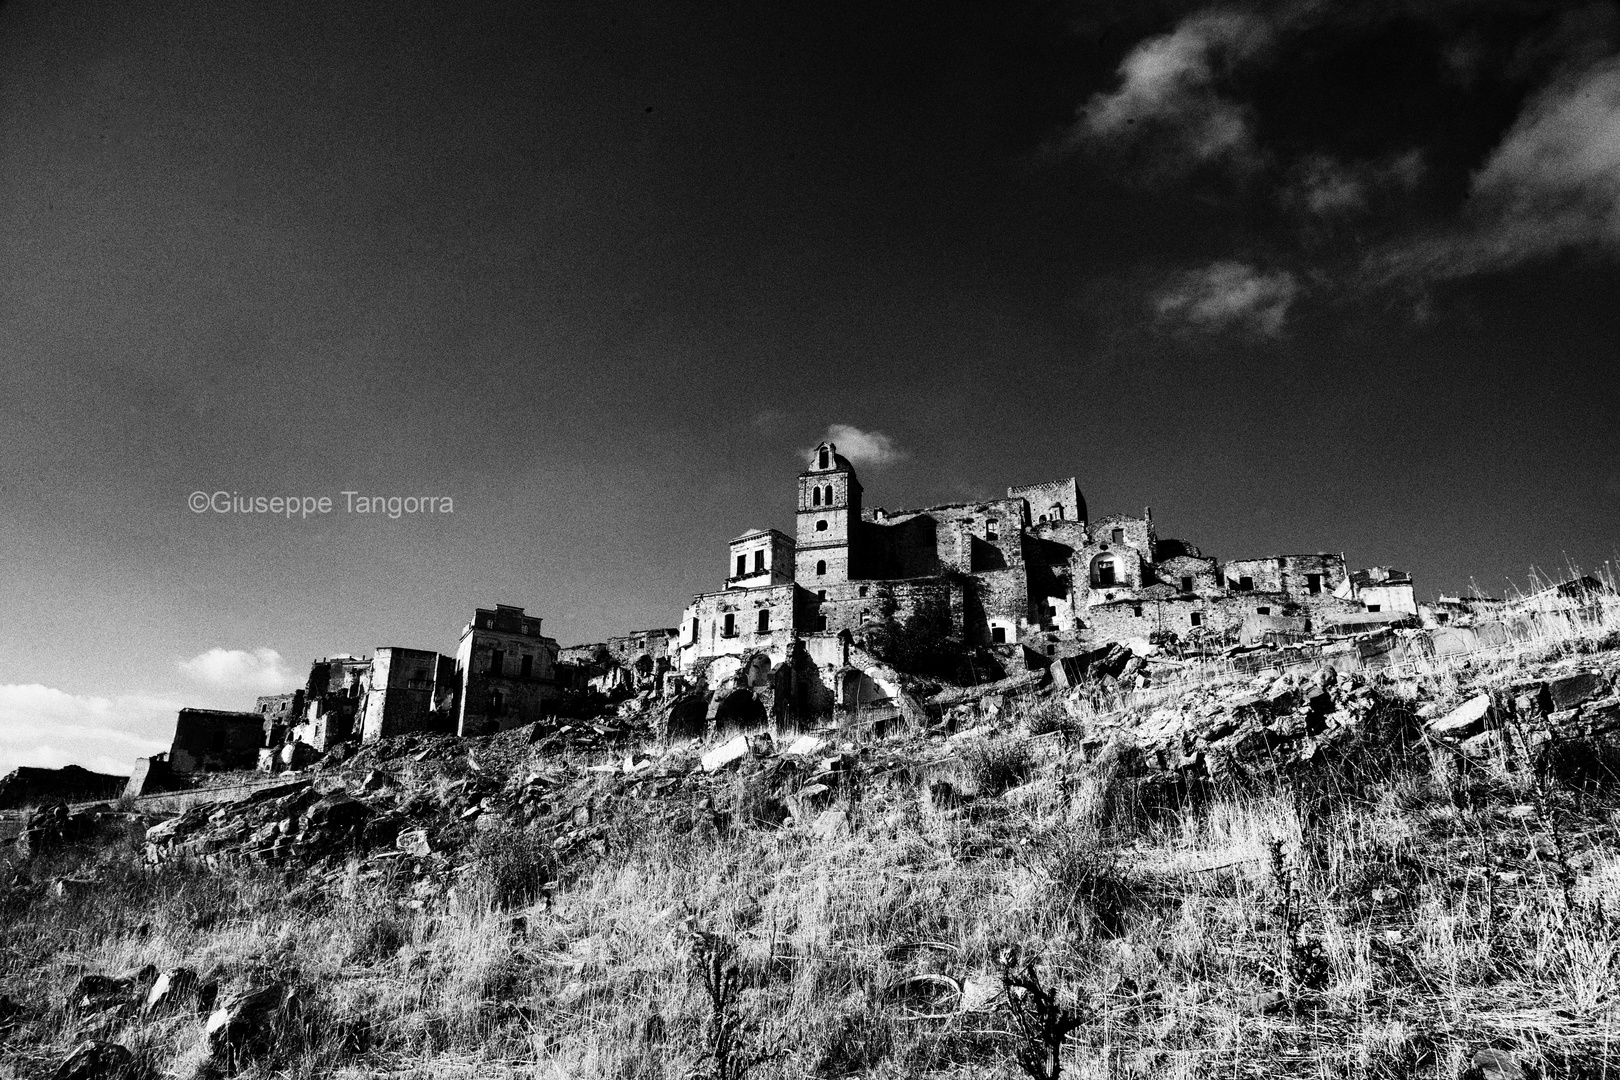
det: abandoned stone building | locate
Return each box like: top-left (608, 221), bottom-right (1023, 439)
top-left (675, 441), bottom-right (1387, 690)
top-left (452, 604), bottom-right (561, 736)
top-left (167, 708), bottom-right (265, 773)
top-left (148, 442), bottom-right (1412, 763)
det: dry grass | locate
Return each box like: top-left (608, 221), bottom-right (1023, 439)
top-left (5, 613), bottom-right (1620, 1078)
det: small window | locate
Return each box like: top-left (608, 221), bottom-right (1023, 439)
top-left (825, 485), bottom-right (834, 504)
top-left (1190, 612), bottom-right (1203, 627)
top-left (1111, 528), bottom-right (1124, 544)
top-left (758, 610), bottom-right (770, 633)
top-left (819, 448), bottom-right (829, 469)
top-left (754, 550), bottom-right (764, 572)
top-left (1239, 576), bottom-right (1254, 591)
top-left (817, 590), bottom-right (826, 601)
top-left (991, 626), bottom-right (1006, 644)
top-left (1367, 604), bottom-right (1381, 613)
top-left (987, 526), bottom-right (998, 541)
top-left (1046, 645), bottom-right (1055, 655)
top-left (816, 520), bottom-right (828, 532)
top-left (1256, 607), bottom-right (1270, 616)
top-left (489, 650), bottom-right (504, 675)
top-left (1306, 573), bottom-right (1322, 595)
top-left (816, 560), bottom-right (826, 575)
top-left (1051, 505), bottom-right (1063, 521)
top-left (736, 554), bottom-right (747, 577)
top-left (1180, 576), bottom-right (1193, 592)
top-left (812, 486), bottom-right (822, 506)
top-left (690, 617), bottom-right (698, 640)
top-left (490, 690), bottom-right (505, 715)
top-left (858, 586), bottom-right (868, 597)
top-left (1092, 555), bottom-right (1116, 587)
top-left (1133, 605), bottom-right (1143, 617)
top-left (520, 654), bottom-right (534, 677)
top-left (1436, 612), bottom-right (1449, 624)
top-left (816, 615), bottom-right (828, 631)
top-left (722, 613), bottom-right (735, 637)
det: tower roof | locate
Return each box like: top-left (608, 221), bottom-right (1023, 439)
top-left (802, 440), bottom-right (858, 477)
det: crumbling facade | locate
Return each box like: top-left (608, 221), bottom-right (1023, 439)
top-left (454, 604), bottom-right (560, 736)
top-left (675, 441), bottom-right (1396, 685)
top-left (361, 647), bottom-right (456, 742)
top-left (168, 709), bottom-right (264, 773)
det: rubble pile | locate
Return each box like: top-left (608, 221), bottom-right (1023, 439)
top-left (1422, 665), bottom-right (1620, 762)
top-left (1063, 665), bottom-right (1416, 781)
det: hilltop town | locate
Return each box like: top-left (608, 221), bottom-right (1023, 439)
top-left (92, 439), bottom-right (1601, 796)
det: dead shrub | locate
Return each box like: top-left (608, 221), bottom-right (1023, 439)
top-left (961, 736), bottom-right (1033, 795)
top-left (467, 824), bottom-right (554, 910)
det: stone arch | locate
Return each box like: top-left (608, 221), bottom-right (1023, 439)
top-left (743, 652), bottom-right (773, 688)
top-left (1091, 552), bottom-right (1118, 587)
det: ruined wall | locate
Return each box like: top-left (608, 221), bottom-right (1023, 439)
top-left (606, 628), bottom-right (680, 670)
top-left (169, 709), bottom-right (264, 774)
top-left (1008, 477), bottom-right (1085, 525)
top-left (360, 646), bottom-right (444, 742)
top-left (967, 565), bottom-right (1032, 645)
top-left (1358, 583), bottom-right (1417, 615)
top-left (1220, 553), bottom-right (1347, 598)
top-left (455, 605), bottom-right (560, 737)
top-left (1154, 554), bottom-right (1222, 595)
top-left (807, 578), bottom-right (959, 640)
top-left (1072, 513), bottom-right (1157, 609)
top-left (679, 583), bottom-right (799, 669)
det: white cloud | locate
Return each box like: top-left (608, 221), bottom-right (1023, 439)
top-left (1156, 261), bottom-right (1301, 335)
top-left (178, 647), bottom-right (298, 693)
top-left (0, 684), bottom-right (179, 777)
top-left (1077, 10), bottom-right (1272, 168)
top-left (1382, 54), bottom-right (1620, 280)
top-left (817, 424), bottom-right (908, 467)
top-left (1288, 151), bottom-right (1424, 217)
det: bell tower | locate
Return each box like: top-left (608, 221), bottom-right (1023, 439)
top-left (795, 441), bottom-right (862, 585)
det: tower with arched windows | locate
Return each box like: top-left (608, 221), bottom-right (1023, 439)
top-left (795, 441), bottom-right (862, 585)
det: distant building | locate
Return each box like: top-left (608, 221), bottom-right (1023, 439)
top-left (454, 604), bottom-right (561, 736)
top-left (674, 441), bottom-right (1372, 680)
top-left (168, 708), bottom-right (264, 773)
top-left (1337, 566), bottom-right (1417, 615)
top-left (360, 647), bottom-right (455, 742)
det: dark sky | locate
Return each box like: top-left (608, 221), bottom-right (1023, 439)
top-left (2, 0), bottom-right (1617, 771)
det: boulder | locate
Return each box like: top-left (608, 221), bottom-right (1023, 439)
top-left (1548, 672), bottom-right (1606, 711)
top-left (1429, 694), bottom-right (1491, 738)
top-left (51, 1041), bottom-right (132, 1080)
top-left (144, 967), bottom-right (200, 1013)
top-left (205, 984), bottom-right (292, 1057)
top-left (396, 829), bottom-right (432, 858)
top-left (1471, 1047), bottom-right (1526, 1080)
top-left (701, 736), bottom-right (751, 773)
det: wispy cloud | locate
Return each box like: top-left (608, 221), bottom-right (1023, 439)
top-left (1379, 54), bottom-right (1620, 281)
top-left (0, 684), bottom-right (178, 776)
top-left (1075, 10), bottom-right (1273, 170)
top-left (816, 424), bottom-right (908, 467)
top-left (1156, 261), bottom-right (1301, 336)
top-left (1286, 151), bottom-right (1424, 218)
top-left (178, 647), bottom-right (298, 693)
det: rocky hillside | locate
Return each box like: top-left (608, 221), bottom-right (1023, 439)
top-left (4, 624), bottom-right (1620, 1079)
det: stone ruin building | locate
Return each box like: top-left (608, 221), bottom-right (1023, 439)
top-left (133, 604), bottom-right (565, 788)
top-left (142, 440), bottom-right (1416, 776)
top-left (668, 441), bottom-right (1397, 703)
